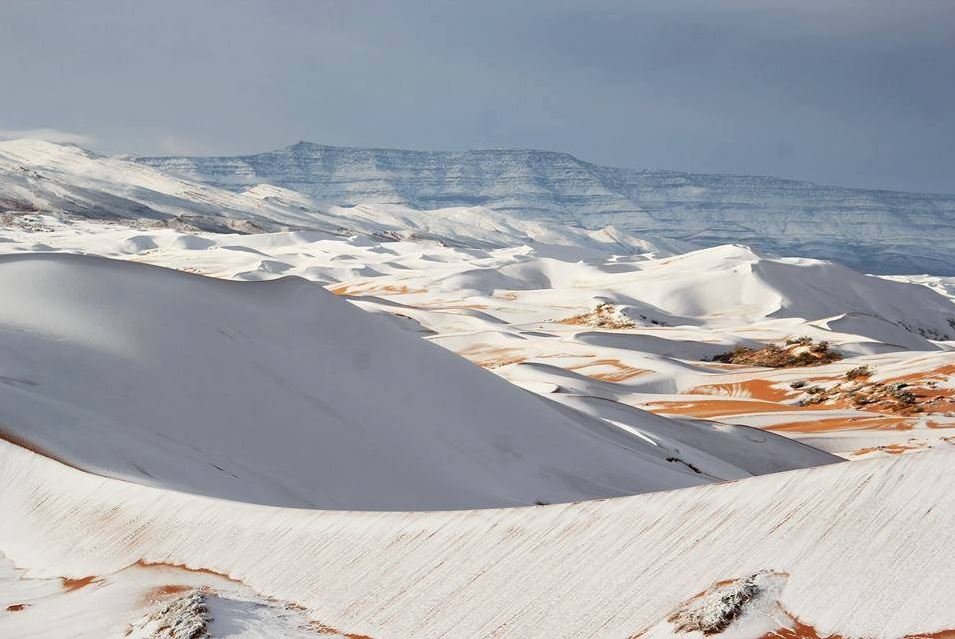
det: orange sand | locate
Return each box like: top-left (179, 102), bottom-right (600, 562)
top-left (690, 378), bottom-right (795, 402)
top-left (567, 359), bottom-right (648, 382)
top-left (768, 415), bottom-right (912, 433)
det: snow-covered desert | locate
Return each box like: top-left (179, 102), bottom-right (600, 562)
top-left (0, 136), bottom-right (953, 638)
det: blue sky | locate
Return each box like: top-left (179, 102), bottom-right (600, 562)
top-left (1, 0), bottom-right (953, 193)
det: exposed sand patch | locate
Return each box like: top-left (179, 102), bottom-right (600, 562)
top-left (647, 399), bottom-right (823, 418)
top-left (756, 606), bottom-right (955, 639)
top-left (311, 621), bottom-right (375, 638)
top-left (567, 358), bottom-right (648, 382)
top-left (265, 600), bottom-right (376, 638)
top-left (768, 416), bottom-right (912, 433)
top-left (141, 584), bottom-right (195, 605)
top-left (330, 283), bottom-right (424, 296)
top-left (61, 575), bottom-right (99, 592)
top-left (677, 361), bottom-right (955, 438)
top-left (133, 561), bottom-right (242, 585)
top-left (701, 362), bottom-right (754, 370)
top-left (851, 442), bottom-right (928, 456)
top-left (885, 363), bottom-right (955, 384)
top-left (416, 301), bottom-right (489, 310)
top-left (756, 616), bottom-right (845, 639)
top-left (457, 345), bottom-right (527, 369)
top-left (690, 379), bottom-right (795, 402)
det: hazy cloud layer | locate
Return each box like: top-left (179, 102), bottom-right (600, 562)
top-left (0, 128), bottom-right (95, 145)
top-left (1, 0), bottom-right (952, 192)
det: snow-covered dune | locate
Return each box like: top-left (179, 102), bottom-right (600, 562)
top-left (1, 439), bottom-right (952, 638)
top-left (1, 212), bottom-right (952, 462)
top-left (0, 253), bottom-right (839, 510)
top-left (613, 245), bottom-right (955, 337)
top-left (326, 239), bottom-right (955, 341)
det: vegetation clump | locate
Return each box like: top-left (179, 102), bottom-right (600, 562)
top-left (668, 572), bottom-right (771, 635)
top-left (561, 302), bottom-right (636, 329)
top-left (845, 365), bottom-right (872, 380)
top-left (795, 370), bottom-right (940, 415)
top-left (710, 339), bottom-right (841, 368)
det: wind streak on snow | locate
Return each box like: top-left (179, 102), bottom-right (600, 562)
top-left (1, 441), bottom-right (953, 638)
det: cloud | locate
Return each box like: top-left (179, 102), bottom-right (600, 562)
top-left (0, 128), bottom-right (96, 146)
top-left (0, 2), bottom-right (951, 191)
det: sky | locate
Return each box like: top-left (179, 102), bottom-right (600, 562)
top-left (1, 0), bottom-right (953, 193)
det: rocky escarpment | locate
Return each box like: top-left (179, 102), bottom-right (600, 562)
top-left (136, 142), bottom-right (955, 274)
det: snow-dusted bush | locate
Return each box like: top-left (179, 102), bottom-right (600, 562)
top-left (667, 571), bottom-right (770, 635)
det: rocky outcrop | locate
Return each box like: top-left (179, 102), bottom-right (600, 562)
top-left (137, 142), bottom-right (955, 274)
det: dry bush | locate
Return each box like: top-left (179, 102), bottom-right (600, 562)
top-left (711, 340), bottom-right (841, 368)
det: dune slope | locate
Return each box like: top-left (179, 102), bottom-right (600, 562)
top-left (0, 253), bottom-right (837, 510)
top-left (1, 440), bottom-right (952, 638)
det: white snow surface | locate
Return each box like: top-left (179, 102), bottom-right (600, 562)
top-left (0, 253), bottom-right (706, 509)
top-left (1, 440), bottom-right (953, 638)
top-left (2, 143), bottom-right (955, 636)
top-left (0, 251), bottom-right (847, 510)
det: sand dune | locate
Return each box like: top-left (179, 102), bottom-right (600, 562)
top-left (1, 439), bottom-right (952, 638)
top-left (0, 252), bottom-right (845, 511)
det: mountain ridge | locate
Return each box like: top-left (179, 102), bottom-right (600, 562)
top-left (135, 141), bottom-right (955, 275)
top-left (146, 140), bottom-right (955, 196)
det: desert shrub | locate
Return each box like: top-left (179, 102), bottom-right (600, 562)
top-left (710, 339), bottom-right (841, 368)
top-left (845, 365), bottom-right (872, 380)
top-left (893, 390), bottom-right (918, 405)
top-left (810, 340), bottom-right (830, 353)
top-left (710, 346), bottom-right (752, 364)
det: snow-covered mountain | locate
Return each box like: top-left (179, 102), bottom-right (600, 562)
top-left (0, 139), bottom-right (682, 257)
top-left (6, 138), bottom-right (954, 275)
top-left (0, 139), bottom-right (327, 232)
top-left (136, 141), bottom-right (955, 274)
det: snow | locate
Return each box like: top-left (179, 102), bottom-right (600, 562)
top-left (1, 252), bottom-right (744, 510)
top-left (2, 138), bottom-right (955, 636)
top-left (0, 551), bottom-right (328, 639)
top-left (1, 440), bottom-right (954, 638)
top-left (135, 141), bottom-right (955, 274)
top-left (1, 208), bottom-right (952, 465)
